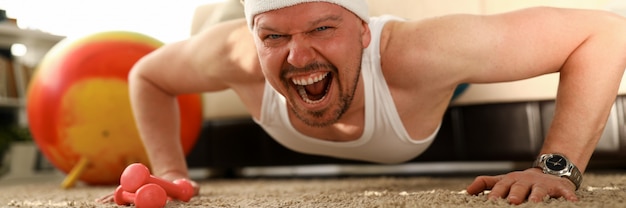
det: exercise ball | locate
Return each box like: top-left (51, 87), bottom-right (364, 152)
top-left (26, 31), bottom-right (202, 186)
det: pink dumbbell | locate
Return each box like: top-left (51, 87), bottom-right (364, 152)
top-left (114, 183), bottom-right (167, 208)
top-left (120, 163), bottom-right (194, 202)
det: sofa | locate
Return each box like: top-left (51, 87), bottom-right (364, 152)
top-left (184, 0), bottom-right (626, 172)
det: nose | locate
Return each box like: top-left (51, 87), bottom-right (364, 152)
top-left (287, 35), bottom-right (316, 68)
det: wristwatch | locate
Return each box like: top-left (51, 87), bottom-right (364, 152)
top-left (533, 153), bottom-right (583, 190)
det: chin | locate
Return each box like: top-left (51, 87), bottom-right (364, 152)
top-left (291, 105), bottom-right (344, 127)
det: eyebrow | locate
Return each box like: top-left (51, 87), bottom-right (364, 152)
top-left (257, 14), bottom-right (343, 32)
top-left (308, 14), bottom-right (342, 27)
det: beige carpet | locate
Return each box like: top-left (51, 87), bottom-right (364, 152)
top-left (1, 172), bottom-right (625, 208)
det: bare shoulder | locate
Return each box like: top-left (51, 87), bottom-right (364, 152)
top-left (185, 19), bottom-right (264, 85)
top-left (386, 7), bottom-right (626, 48)
top-left (382, 7), bottom-right (626, 87)
top-left (379, 15), bottom-right (477, 92)
top-left (380, 13), bottom-right (490, 84)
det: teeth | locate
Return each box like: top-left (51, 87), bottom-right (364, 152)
top-left (291, 72), bottom-right (329, 104)
top-left (292, 72), bottom-right (328, 86)
top-left (298, 86), bottom-right (324, 104)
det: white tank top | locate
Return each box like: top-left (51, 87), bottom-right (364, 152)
top-left (254, 15), bottom-right (439, 164)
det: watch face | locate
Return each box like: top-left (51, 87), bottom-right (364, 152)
top-left (545, 155), bottom-right (567, 171)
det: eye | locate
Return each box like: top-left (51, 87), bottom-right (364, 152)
top-left (266, 34), bottom-right (284, 40)
top-left (262, 33), bottom-right (289, 47)
top-left (315, 26), bottom-right (330, 32)
top-left (308, 26), bottom-right (335, 38)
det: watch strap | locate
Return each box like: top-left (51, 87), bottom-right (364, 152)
top-left (567, 165), bottom-right (583, 190)
top-left (533, 153), bottom-right (583, 190)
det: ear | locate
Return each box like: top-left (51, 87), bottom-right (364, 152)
top-left (361, 21), bottom-right (371, 48)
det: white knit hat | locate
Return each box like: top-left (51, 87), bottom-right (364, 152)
top-left (243, 0), bottom-right (369, 30)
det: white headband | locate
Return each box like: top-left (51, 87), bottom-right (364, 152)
top-left (243, 0), bottom-right (369, 30)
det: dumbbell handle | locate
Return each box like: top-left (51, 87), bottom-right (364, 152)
top-left (121, 163), bottom-right (194, 202)
top-left (114, 184), bottom-right (167, 208)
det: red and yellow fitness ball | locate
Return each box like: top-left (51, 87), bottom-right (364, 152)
top-left (26, 31), bottom-right (202, 187)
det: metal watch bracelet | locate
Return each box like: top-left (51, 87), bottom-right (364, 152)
top-left (534, 153), bottom-right (583, 190)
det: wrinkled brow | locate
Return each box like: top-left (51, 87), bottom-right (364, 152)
top-left (309, 14), bottom-right (343, 27)
top-left (257, 14), bottom-right (343, 32)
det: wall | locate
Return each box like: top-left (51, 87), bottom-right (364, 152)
top-left (367, 0), bottom-right (615, 19)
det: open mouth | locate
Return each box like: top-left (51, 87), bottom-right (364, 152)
top-left (291, 72), bottom-right (332, 104)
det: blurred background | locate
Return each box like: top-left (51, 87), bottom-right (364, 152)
top-left (1, 0), bottom-right (626, 43)
top-left (0, 0), bottom-right (224, 43)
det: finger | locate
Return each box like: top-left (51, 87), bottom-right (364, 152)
top-left (488, 178), bottom-right (514, 200)
top-left (466, 175), bottom-right (503, 195)
top-left (95, 192), bottom-right (114, 204)
top-left (562, 190), bottom-right (579, 202)
top-left (528, 185), bottom-right (549, 203)
top-left (189, 180), bottom-right (200, 196)
top-left (507, 181), bottom-right (532, 205)
top-left (528, 178), bottom-right (579, 203)
top-left (552, 181), bottom-right (579, 202)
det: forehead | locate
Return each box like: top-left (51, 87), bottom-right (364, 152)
top-left (253, 2), bottom-right (349, 29)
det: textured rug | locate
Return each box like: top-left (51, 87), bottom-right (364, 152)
top-left (1, 172), bottom-right (625, 208)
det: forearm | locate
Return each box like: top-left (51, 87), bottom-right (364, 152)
top-left (540, 20), bottom-right (626, 172)
top-left (128, 61), bottom-right (189, 180)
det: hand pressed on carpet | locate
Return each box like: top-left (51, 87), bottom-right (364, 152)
top-left (466, 168), bottom-right (578, 205)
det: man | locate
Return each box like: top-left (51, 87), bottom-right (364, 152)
top-left (123, 0), bottom-right (626, 205)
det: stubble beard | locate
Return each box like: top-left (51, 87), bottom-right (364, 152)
top-left (286, 61), bottom-right (361, 128)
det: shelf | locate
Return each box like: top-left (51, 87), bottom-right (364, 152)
top-left (0, 97), bottom-right (22, 108)
top-left (0, 23), bottom-right (64, 48)
top-left (0, 23), bottom-right (65, 126)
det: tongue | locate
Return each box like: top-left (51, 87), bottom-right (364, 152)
top-left (304, 77), bottom-right (329, 100)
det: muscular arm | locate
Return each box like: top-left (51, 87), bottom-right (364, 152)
top-left (128, 19), bottom-right (256, 182)
top-left (456, 7), bottom-right (626, 175)
top-left (391, 7), bottom-right (626, 203)
top-left (464, 8), bottom-right (626, 203)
